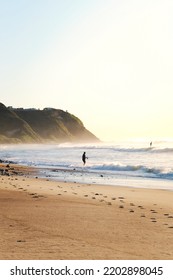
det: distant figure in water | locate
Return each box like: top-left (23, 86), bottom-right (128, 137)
top-left (82, 152), bottom-right (88, 165)
top-left (150, 141), bottom-right (152, 147)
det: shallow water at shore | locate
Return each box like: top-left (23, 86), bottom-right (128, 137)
top-left (38, 166), bottom-right (173, 191)
top-left (1, 141), bottom-right (173, 190)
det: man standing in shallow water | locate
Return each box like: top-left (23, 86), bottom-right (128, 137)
top-left (82, 152), bottom-right (88, 165)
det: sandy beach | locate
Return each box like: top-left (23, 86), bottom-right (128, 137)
top-left (0, 163), bottom-right (173, 260)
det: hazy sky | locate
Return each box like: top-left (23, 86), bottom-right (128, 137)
top-left (1, 0), bottom-right (173, 141)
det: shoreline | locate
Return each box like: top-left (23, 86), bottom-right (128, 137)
top-left (0, 163), bottom-right (173, 260)
top-left (31, 165), bottom-right (173, 192)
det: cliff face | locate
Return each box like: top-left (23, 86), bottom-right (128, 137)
top-left (0, 103), bottom-right (99, 144)
top-left (0, 103), bottom-right (41, 143)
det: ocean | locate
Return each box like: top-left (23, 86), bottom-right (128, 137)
top-left (1, 141), bottom-right (173, 191)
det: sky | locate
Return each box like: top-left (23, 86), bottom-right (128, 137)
top-left (0, 0), bottom-right (173, 142)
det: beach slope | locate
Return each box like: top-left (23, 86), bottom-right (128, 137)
top-left (0, 164), bottom-right (173, 260)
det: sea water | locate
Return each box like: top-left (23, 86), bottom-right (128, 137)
top-left (1, 141), bottom-right (173, 191)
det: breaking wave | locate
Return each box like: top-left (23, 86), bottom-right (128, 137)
top-left (90, 163), bottom-right (173, 180)
top-left (109, 147), bottom-right (173, 154)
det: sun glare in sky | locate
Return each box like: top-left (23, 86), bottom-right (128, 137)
top-left (0, 0), bottom-right (173, 141)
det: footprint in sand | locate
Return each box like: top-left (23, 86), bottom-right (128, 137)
top-left (111, 197), bottom-right (116, 200)
top-left (119, 205), bottom-right (124, 209)
top-left (107, 202), bottom-right (112, 206)
top-left (130, 203), bottom-right (135, 206)
top-left (150, 209), bottom-right (157, 213)
top-left (150, 218), bottom-right (157, 222)
top-left (129, 209), bottom-right (134, 213)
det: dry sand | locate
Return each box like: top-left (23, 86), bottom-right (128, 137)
top-left (0, 163), bottom-right (173, 260)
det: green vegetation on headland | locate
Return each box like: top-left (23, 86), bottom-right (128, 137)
top-left (0, 103), bottom-right (99, 144)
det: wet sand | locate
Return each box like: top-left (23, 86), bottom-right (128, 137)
top-left (0, 163), bottom-right (173, 260)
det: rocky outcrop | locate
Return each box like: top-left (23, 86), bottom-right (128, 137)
top-left (0, 103), bottom-right (99, 143)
